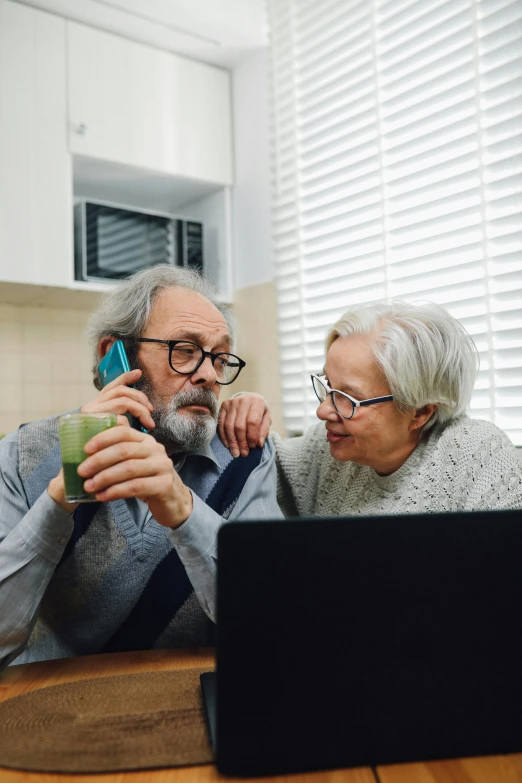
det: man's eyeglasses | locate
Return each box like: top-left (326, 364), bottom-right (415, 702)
top-left (311, 374), bottom-right (394, 420)
top-left (137, 339), bottom-right (246, 385)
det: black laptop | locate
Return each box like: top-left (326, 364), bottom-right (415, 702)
top-left (200, 509), bottom-right (522, 777)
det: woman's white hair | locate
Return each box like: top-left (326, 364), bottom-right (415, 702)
top-left (85, 265), bottom-right (235, 390)
top-left (325, 301), bottom-right (479, 431)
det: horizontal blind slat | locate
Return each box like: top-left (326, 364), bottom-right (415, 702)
top-left (269, 0), bottom-right (522, 442)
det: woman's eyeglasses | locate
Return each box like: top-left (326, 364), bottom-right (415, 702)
top-left (311, 374), bottom-right (393, 419)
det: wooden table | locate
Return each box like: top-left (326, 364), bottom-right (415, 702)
top-left (0, 649), bottom-right (521, 783)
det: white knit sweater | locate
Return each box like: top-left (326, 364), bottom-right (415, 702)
top-left (272, 416), bottom-right (522, 517)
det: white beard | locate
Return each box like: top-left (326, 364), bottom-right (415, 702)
top-left (137, 379), bottom-right (219, 453)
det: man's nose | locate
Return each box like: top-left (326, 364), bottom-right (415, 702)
top-left (190, 354), bottom-right (218, 386)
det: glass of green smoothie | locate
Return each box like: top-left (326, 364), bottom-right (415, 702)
top-left (58, 412), bottom-right (117, 502)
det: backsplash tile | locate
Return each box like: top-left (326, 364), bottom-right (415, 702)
top-left (0, 303), bottom-right (93, 436)
top-left (0, 282), bottom-right (285, 439)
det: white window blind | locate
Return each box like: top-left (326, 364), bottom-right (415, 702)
top-left (268, 0), bottom-right (522, 443)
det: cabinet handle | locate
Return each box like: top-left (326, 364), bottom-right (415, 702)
top-left (76, 123), bottom-right (87, 136)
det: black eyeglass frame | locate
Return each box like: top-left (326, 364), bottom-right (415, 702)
top-left (311, 374), bottom-right (394, 420)
top-left (137, 338), bottom-right (246, 385)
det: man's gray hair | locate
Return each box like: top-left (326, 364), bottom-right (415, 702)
top-left (85, 265), bottom-right (235, 389)
top-left (326, 300), bottom-right (479, 431)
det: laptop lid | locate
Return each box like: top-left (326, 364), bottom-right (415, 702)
top-left (212, 509), bottom-right (522, 777)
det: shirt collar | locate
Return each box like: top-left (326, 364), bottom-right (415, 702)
top-left (188, 440), bottom-right (219, 467)
top-left (172, 439), bottom-right (220, 472)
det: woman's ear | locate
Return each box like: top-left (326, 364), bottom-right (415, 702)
top-left (409, 403), bottom-right (438, 431)
top-left (98, 336), bottom-right (116, 359)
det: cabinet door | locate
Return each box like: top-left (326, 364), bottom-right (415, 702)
top-left (175, 57), bottom-right (233, 186)
top-left (68, 22), bottom-right (233, 186)
top-left (0, 0), bottom-right (72, 286)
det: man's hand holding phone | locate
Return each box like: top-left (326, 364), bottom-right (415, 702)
top-left (97, 340), bottom-right (150, 432)
top-left (81, 369), bottom-right (156, 432)
top-left (48, 369), bottom-right (192, 528)
top-left (48, 369), bottom-right (155, 511)
top-left (80, 370), bottom-right (193, 527)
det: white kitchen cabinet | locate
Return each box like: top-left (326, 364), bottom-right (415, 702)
top-left (68, 23), bottom-right (233, 186)
top-left (0, 0), bottom-right (72, 286)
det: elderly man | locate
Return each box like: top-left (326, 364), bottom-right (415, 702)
top-left (0, 265), bottom-right (281, 669)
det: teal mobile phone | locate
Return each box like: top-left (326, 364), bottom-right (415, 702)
top-left (98, 340), bottom-right (147, 432)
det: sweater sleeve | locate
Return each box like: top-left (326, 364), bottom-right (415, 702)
top-left (271, 423), bottom-right (330, 517)
top-left (460, 429), bottom-right (522, 511)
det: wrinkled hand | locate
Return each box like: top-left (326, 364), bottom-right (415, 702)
top-left (77, 425), bottom-right (193, 529)
top-left (218, 393), bottom-right (271, 458)
top-left (81, 369), bottom-right (156, 432)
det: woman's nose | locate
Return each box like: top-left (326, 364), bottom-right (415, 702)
top-left (316, 396), bottom-right (340, 421)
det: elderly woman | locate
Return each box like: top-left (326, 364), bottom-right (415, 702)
top-left (220, 301), bottom-right (522, 515)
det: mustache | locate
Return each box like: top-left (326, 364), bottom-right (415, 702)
top-left (135, 372), bottom-right (219, 420)
top-left (169, 387), bottom-right (218, 418)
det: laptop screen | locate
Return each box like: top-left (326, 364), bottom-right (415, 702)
top-left (210, 510), bottom-right (522, 776)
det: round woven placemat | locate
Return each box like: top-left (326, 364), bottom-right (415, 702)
top-left (0, 667), bottom-right (214, 772)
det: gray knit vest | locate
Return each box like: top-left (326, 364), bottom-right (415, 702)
top-left (16, 414), bottom-right (258, 663)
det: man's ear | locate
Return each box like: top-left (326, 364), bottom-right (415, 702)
top-left (409, 403), bottom-right (438, 431)
top-left (98, 336), bottom-right (116, 359)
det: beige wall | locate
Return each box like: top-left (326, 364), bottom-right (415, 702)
top-left (0, 281), bottom-right (285, 438)
top-left (228, 280), bottom-right (285, 437)
top-left (0, 302), bottom-right (96, 437)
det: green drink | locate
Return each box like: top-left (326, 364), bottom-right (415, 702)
top-left (58, 412), bottom-right (117, 502)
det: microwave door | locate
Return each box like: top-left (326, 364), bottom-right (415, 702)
top-left (85, 204), bottom-right (173, 279)
top-left (74, 202), bottom-right (203, 282)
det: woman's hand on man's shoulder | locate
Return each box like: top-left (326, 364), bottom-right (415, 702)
top-left (218, 393), bottom-right (271, 458)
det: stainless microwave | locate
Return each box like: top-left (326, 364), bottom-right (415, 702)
top-left (74, 200), bottom-right (204, 283)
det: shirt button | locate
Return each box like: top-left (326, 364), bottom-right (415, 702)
top-left (57, 536), bottom-right (68, 545)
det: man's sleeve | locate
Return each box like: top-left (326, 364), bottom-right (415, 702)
top-left (0, 433), bottom-right (74, 669)
top-left (167, 438), bottom-right (282, 623)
